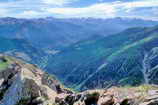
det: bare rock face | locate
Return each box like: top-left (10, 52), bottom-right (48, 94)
top-left (62, 86), bottom-right (158, 105)
top-left (97, 92), bottom-right (114, 105)
top-left (0, 55), bottom-right (72, 105)
top-left (0, 55), bottom-right (158, 105)
top-left (139, 90), bottom-right (158, 105)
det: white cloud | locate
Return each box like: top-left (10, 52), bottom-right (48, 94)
top-left (46, 3), bottom-right (116, 18)
top-left (0, 0), bottom-right (77, 9)
top-left (15, 11), bottom-right (41, 18)
top-left (0, 9), bottom-right (10, 18)
top-left (123, 0), bottom-right (158, 9)
top-left (0, 0), bottom-right (158, 20)
top-left (0, 0), bottom-right (78, 18)
top-left (43, 0), bottom-right (77, 6)
top-left (0, 9), bottom-right (8, 15)
top-left (45, 0), bottom-right (158, 19)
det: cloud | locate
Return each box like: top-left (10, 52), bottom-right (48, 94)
top-left (123, 0), bottom-right (158, 9)
top-left (0, 0), bottom-right (77, 7)
top-left (45, 0), bottom-right (158, 19)
top-left (46, 3), bottom-right (116, 18)
top-left (0, 0), bottom-right (78, 18)
top-left (0, 9), bottom-right (8, 17)
top-left (42, 0), bottom-right (77, 6)
top-left (16, 11), bottom-right (41, 18)
top-left (0, 0), bottom-right (158, 20)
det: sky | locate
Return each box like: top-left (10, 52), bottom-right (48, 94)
top-left (0, 0), bottom-right (158, 20)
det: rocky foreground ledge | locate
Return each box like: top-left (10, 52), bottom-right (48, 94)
top-left (0, 55), bottom-right (158, 105)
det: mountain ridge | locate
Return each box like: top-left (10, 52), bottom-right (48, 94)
top-left (0, 17), bottom-right (158, 48)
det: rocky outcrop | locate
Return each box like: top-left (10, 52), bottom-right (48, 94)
top-left (0, 55), bottom-right (158, 105)
top-left (0, 55), bottom-right (72, 105)
top-left (53, 86), bottom-right (158, 105)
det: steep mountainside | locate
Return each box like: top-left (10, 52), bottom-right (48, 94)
top-left (46, 26), bottom-right (158, 91)
top-left (1, 55), bottom-right (158, 105)
top-left (0, 17), bottom-right (158, 48)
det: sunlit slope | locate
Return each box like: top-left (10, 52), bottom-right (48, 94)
top-left (46, 26), bottom-right (158, 91)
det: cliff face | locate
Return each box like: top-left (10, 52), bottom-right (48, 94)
top-left (0, 55), bottom-right (158, 105)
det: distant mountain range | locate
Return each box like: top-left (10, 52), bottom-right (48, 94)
top-left (0, 17), bottom-right (158, 91)
top-left (0, 17), bottom-right (158, 48)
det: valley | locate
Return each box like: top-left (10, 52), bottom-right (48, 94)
top-left (0, 0), bottom-right (158, 104)
top-left (0, 17), bottom-right (158, 91)
top-left (45, 26), bottom-right (158, 91)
